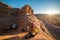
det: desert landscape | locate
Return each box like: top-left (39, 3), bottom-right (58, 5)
top-left (0, 0), bottom-right (60, 40)
top-left (35, 14), bottom-right (60, 40)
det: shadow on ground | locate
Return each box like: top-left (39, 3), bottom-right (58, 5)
top-left (2, 36), bottom-right (26, 40)
top-left (0, 28), bottom-right (27, 36)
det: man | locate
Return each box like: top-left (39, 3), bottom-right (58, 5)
top-left (25, 22), bottom-right (39, 39)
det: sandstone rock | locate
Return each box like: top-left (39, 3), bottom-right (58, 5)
top-left (16, 5), bottom-right (41, 32)
top-left (0, 2), bottom-right (54, 40)
top-left (0, 2), bottom-right (40, 33)
top-left (0, 2), bottom-right (13, 32)
top-left (0, 2), bottom-right (12, 15)
top-left (10, 8), bottom-right (21, 16)
top-left (22, 5), bottom-right (34, 15)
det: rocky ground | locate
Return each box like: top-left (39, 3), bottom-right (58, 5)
top-left (0, 28), bottom-right (53, 40)
top-left (0, 2), bottom-right (54, 40)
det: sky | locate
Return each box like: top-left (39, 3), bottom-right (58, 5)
top-left (0, 0), bottom-right (60, 14)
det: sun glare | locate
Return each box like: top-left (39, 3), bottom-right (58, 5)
top-left (46, 10), bottom-right (54, 15)
top-left (44, 9), bottom-right (57, 15)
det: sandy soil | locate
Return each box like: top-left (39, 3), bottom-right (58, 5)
top-left (0, 28), bottom-right (53, 40)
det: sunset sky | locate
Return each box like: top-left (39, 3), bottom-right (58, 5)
top-left (0, 0), bottom-right (60, 14)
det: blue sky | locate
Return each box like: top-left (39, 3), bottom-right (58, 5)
top-left (0, 0), bottom-right (60, 14)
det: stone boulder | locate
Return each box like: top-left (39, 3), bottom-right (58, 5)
top-left (22, 5), bottom-right (34, 15)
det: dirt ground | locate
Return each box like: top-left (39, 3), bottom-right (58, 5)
top-left (0, 28), bottom-right (53, 40)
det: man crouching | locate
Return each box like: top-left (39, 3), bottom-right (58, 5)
top-left (25, 22), bottom-right (39, 39)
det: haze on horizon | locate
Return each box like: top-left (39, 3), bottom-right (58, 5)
top-left (0, 0), bottom-right (60, 14)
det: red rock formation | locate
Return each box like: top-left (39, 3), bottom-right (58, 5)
top-left (0, 2), bottom-right (40, 33)
top-left (0, 2), bottom-right (13, 32)
top-left (10, 8), bottom-right (21, 16)
top-left (22, 5), bottom-right (34, 15)
top-left (0, 2), bottom-right (54, 40)
top-left (16, 5), bottom-right (41, 32)
top-left (0, 2), bottom-right (12, 15)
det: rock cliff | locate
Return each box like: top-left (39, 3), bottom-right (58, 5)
top-left (0, 2), bottom-right (53, 40)
top-left (0, 2), bottom-right (36, 32)
top-left (0, 2), bottom-right (44, 33)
